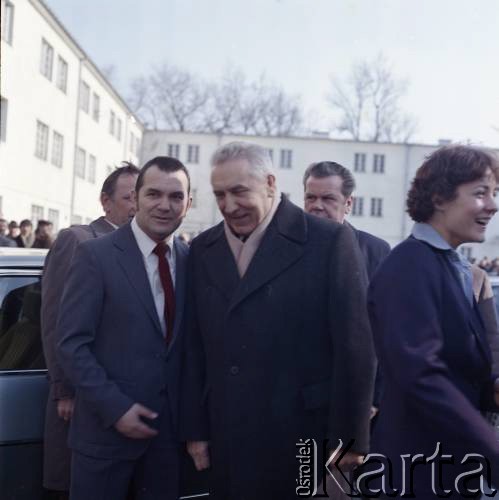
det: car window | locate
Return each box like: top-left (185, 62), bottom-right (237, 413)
top-left (0, 276), bottom-right (44, 371)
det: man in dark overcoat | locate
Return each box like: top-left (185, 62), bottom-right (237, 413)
top-left (181, 142), bottom-right (376, 499)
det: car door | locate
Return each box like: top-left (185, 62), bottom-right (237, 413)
top-left (0, 268), bottom-right (48, 500)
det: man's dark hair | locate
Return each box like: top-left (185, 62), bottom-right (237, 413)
top-left (407, 145), bottom-right (499, 222)
top-left (8, 220), bottom-right (18, 229)
top-left (303, 161), bottom-right (356, 198)
top-left (101, 162), bottom-right (140, 198)
top-left (37, 219), bottom-right (52, 228)
top-left (136, 156), bottom-right (191, 194)
top-left (20, 219), bottom-right (32, 228)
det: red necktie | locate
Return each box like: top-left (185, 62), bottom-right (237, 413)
top-left (153, 242), bottom-right (175, 344)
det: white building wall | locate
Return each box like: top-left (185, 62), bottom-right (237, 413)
top-left (0, 0), bottom-right (143, 229)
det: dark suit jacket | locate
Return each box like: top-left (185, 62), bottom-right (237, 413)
top-left (346, 222), bottom-right (390, 407)
top-left (367, 237), bottom-right (499, 496)
top-left (345, 222), bottom-right (390, 281)
top-left (40, 217), bottom-right (114, 489)
top-left (56, 223), bottom-right (188, 460)
top-left (181, 197), bottom-right (375, 499)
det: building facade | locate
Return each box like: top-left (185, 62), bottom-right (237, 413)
top-left (0, 0), bottom-right (143, 229)
top-left (142, 130), bottom-right (499, 259)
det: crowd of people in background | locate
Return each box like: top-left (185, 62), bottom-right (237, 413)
top-left (476, 256), bottom-right (499, 275)
top-left (0, 217), bottom-right (55, 249)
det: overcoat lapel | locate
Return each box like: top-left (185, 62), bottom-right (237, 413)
top-left (202, 223), bottom-right (241, 301)
top-left (168, 238), bottom-right (188, 352)
top-left (228, 222), bottom-right (304, 313)
top-left (113, 224), bottom-right (163, 336)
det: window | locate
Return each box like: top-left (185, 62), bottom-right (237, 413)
top-left (71, 215), bottom-right (82, 225)
top-left (79, 81), bottom-right (90, 113)
top-left (0, 276), bottom-right (44, 371)
top-left (2, 1), bottom-right (14, 44)
top-left (130, 132), bottom-right (136, 153)
top-left (279, 149), bottom-right (292, 169)
top-left (51, 131), bottom-right (64, 168)
top-left (191, 188), bottom-right (198, 208)
top-left (168, 143), bottom-right (180, 158)
top-left (31, 205), bottom-right (44, 224)
top-left (370, 197), bottom-right (383, 217)
top-left (354, 153), bottom-right (366, 173)
top-left (47, 209), bottom-right (60, 232)
top-left (35, 120), bottom-right (49, 160)
top-left (39, 38), bottom-right (53, 80)
top-left (135, 137), bottom-right (140, 155)
top-left (109, 111), bottom-right (115, 135)
top-left (267, 149), bottom-right (273, 161)
top-left (88, 154), bottom-right (96, 183)
top-left (92, 93), bottom-right (100, 122)
top-left (352, 197), bottom-right (364, 216)
top-left (0, 97), bottom-right (7, 142)
top-left (56, 56), bottom-right (68, 93)
top-left (116, 118), bottom-right (122, 141)
top-left (75, 147), bottom-right (86, 178)
top-left (187, 144), bottom-right (200, 164)
top-left (373, 154), bottom-right (385, 173)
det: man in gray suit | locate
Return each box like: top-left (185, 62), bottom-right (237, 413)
top-left (41, 163), bottom-right (139, 498)
top-left (57, 156), bottom-right (191, 500)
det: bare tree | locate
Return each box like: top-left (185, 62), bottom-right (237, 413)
top-left (203, 68), bottom-right (246, 134)
top-left (328, 55), bottom-right (416, 143)
top-left (128, 63), bottom-right (304, 136)
top-left (129, 64), bottom-right (209, 131)
top-left (255, 83), bottom-right (303, 136)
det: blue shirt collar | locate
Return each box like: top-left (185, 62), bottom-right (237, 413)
top-left (411, 222), bottom-right (471, 268)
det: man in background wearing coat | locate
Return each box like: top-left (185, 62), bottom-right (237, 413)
top-left (303, 161), bottom-right (390, 281)
top-left (41, 163), bottom-right (139, 499)
top-left (181, 142), bottom-right (375, 499)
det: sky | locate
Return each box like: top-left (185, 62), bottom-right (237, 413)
top-left (45, 0), bottom-right (499, 146)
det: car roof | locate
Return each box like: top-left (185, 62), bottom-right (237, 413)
top-left (0, 248), bottom-right (47, 268)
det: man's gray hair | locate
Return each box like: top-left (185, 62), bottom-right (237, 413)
top-left (210, 141), bottom-right (275, 178)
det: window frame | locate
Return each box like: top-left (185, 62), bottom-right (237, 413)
top-left (39, 38), bottom-right (54, 81)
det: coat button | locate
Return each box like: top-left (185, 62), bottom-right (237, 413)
top-left (230, 365), bottom-right (240, 375)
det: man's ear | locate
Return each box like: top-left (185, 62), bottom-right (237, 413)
top-left (345, 196), bottom-right (353, 215)
top-left (100, 192), bottom-right (110, 214)
top-left (266, 174), bottom-right (277, 195)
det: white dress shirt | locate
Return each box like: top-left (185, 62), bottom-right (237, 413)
top-left (131, 217), bottom-right (176, 336)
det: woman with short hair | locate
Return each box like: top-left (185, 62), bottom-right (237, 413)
top-left (365, 145), bottom-right (499, 498)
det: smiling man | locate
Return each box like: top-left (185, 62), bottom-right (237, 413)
top-left (181, 142), bottom-right (376, 499)
top-left (56, 156), bottom-right (191, 500)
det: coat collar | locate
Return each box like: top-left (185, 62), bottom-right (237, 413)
top-left (89, 216), bottom-right (115, 238)
top-left (201, 197), bottom-right (307, 311)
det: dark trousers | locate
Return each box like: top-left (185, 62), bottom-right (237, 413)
top-left (69, 406), bottom-right (179, 500)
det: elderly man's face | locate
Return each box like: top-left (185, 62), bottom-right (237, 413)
top-left (211, 159), bottom-right (276, 237)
